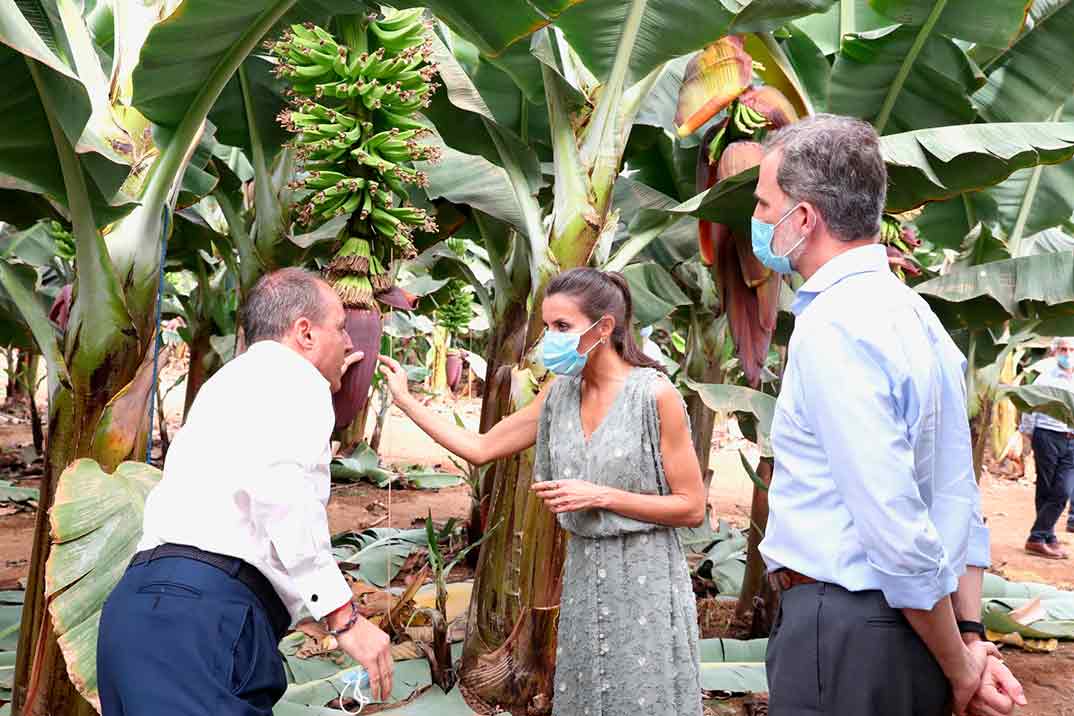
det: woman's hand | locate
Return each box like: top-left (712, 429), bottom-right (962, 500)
top-left (377, 355), bottom-right (412, 404)
top-left (531, 479), bottom-right (606, 514)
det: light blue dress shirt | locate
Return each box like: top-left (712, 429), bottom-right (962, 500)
top-left (759, 244), bottom-right (991, 611)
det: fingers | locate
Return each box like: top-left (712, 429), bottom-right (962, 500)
top-left (377, 354), bottom-right (403, 372)
top-left (990, 658), bottom-right (1027, 706)
top-left (968, 692), bottom-right (1015, 716)
top-left (378, 646), bottom-right (394, 699)
top-left (342, 350), bottom-right (365, 371)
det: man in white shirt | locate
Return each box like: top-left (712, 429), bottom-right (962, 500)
top-left (97, 268), bottom-right (391, 715)
top-left (1018, 336), bottom-right (1074, 559)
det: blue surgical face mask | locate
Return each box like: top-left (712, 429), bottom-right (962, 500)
top-left (1059, 353), bottom-right (1071, 370)
top-left (540, 319), bottom-right (604, 376)
top-left (751, 203), bottom-right (805, 274)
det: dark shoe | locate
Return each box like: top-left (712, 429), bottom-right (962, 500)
top-left (1026, 540), bottom-right (1069, 559)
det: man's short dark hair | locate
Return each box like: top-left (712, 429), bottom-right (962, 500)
top-left (241, 268), bottom-right (331, 344)
top-left (763, 114), bottom-right (887, 242)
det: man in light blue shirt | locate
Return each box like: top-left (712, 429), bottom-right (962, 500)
top-left (751, 115), bottom-right (1023, 716)
top-left (1018, 337), bottom-right (1074, 557)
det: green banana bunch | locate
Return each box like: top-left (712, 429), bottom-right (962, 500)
top-left (272, 11), bottom-right (441, 310)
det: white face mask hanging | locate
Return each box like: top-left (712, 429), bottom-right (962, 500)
top-left (339, 668), bottom-right (371, 714)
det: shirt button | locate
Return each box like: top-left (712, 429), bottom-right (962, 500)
top-left (311, 594), bottom-right (318, 602)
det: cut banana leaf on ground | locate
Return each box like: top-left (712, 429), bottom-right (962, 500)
top-left (679, 517), bottom-right (740, 553)
top-left (0, 591), bottom-right (22, 652)
top-left (696, 533), bottom-right (748, 597)
top-left (983, 597), bottom-right (1074, 639)
top-left (44, 459), bottom-right (161, 710)
top-left (330, 444), bottom-right (396, 488)
top-left (982, 572), bottom-right (1067, 599)
top-left (279, 643), bottom-right (468, 714)
top-left (399, 470), bottom-right (465, 490)
top-left (0, 479), bottom-right (38, 507)
top-left (0, 649), bottom-right (15, 703)
top-left (331, 528), bottom-right (429, 588)
top-left (699, 638), bottom-right (769, 694)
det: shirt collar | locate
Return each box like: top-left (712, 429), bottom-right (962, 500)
top-left (791, 243), bottom-right (890, 316)
top-left (247, 339), bottom-right (330, 389)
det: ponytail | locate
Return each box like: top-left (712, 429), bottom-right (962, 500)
top-left (545, 267), bottom-right (667, 373)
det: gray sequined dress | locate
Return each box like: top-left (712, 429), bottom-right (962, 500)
top-left (534, 367), bottom-right (702, 716)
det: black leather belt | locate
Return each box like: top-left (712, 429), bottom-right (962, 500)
top-left (129, 543), bottom-right (291, 640)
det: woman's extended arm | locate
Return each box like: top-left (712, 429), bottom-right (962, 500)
top-left (377, 355), bottom-right (546, 466)
top-left (531, 379), bottom-right (707, 527)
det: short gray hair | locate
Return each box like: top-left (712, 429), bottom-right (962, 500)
top-left (1051, 336), bottom-right (1074, 352)
top-left (241, 267), bottom-right (331, 344)
top-left (763, 114), bottom-right (887, 242)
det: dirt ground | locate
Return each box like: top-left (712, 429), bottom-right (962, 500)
top-left (0, 395), bottom-right (1072, 715)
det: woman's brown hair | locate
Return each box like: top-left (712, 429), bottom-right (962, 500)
top-left (545, 267), bottom-right (665, 373)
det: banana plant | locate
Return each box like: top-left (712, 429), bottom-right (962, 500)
top-left (0, 2), bottom-right (371, 713)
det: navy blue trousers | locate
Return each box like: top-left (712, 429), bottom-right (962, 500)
top-left (1029, 429), bottom-right (1074, 543)
top-left (97, 556), bottom-right (287, 715)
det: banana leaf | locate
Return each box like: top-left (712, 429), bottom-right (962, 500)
top-left (402, 0), bottom-right (837, 85)
top-left (0, 650), bottom-right (15, 703)
top-left (684, 381), bottom-right (776, 454)
top-left (330, 444), bottom-right (396, 488)
top-left (883, 122), bottom-right (1074, 212)
top-left (0, 480), bottom-right (38, 506)
top-left (0, 590), bottom-right (22, 653)
top-left (828, 25), bottom-right (979, 133)
top-left (44, 459), bottom-right (162, 711)
top-left (982, 598), bottom-right (1074, 639)
top-left (699, 637), bottom-right (769, 694)
top-left (999, 383), bottom-right (1074, 427)
top-left (974, 2), bottom-right (1074, 123)
top-left (330, 527), bottom-right (429, 588)
top-left (870, 0), bottom-right (1031, 47)
top-left (621, 262), bottom-right (692, 326)
top-left (280, 641), bottom-right (468, 712)
top-left (915, 251), bottom-right (1074, 328)
top-left (400, 470), bottom-right (465, 490)
top-left (792, 1), bottom-right (894, 54)
top-left (696, 532), bottom-right (748, 596)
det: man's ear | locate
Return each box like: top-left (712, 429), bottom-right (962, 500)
top-left (293, 316), bottom-right (314, 349)
top-left (798, 202), bottom-right (819, 236)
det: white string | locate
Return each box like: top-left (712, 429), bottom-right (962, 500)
top-left (339, 669), bottom-right (371, 714)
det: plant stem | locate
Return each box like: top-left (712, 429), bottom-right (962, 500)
top-left (874, 0), bottom-right (949, 134)
top-left (1009, 104), bottom-right (1064, 256)
top-left (840, 0), bottom-right (856, 38)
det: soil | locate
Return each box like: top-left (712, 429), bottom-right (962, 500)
top-left (1, 392), bottom-right (1072, 715)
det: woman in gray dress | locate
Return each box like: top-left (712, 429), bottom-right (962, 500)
top-left (377, 267), bottom-right (706, 715)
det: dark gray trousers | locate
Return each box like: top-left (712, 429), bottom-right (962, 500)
top-left (766, 582), bottom-right (949, 716)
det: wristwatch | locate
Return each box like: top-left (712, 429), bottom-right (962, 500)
top-left (957, 620), bottom-right (987, 640)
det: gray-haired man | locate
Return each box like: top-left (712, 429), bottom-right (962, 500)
top-left (98, 268), bottom-right (391, 715)
top-left (752, 115), bottom-right (1024, 716)
top-left (1019, 336), bottom-right (1074, 559)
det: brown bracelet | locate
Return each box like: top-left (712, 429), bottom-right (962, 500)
top-left (325, 600), bottom-right (359, 637)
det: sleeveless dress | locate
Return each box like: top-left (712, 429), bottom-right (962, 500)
top-left (534, 367), bottom-right (702, 716)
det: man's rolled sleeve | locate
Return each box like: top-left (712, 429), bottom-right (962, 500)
top-left (967, 514), bottom-right (991, 569)
top-left (798, 319), bottom-right (956, 610)
top-left (252, 461), bottom-right (352, 621)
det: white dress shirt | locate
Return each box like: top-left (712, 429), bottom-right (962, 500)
top-left (138, 340), bottom-right (352, 624)
top-left (760, 245), bottom-right (990, 611)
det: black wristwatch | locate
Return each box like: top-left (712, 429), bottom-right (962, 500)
top-left (957, 620), bottom-right (987, 640)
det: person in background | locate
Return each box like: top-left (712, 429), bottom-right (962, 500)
top-left (1018, 336), bottom-right (1074, 558)
top-left (97, 268), bottom-right (393, 715)
top-left (752, 114), bottom-right (1025, 716)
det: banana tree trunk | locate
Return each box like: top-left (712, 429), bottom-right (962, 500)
top-left (182, 324), bottom-right (220, 423)
top-left (459, 363), bottom-right (567, 716)
top-left (14, 343), bottom-right (156, 715)
top-left (734, 458), bottom-right (777, 637)
top-left (970, 395), bottom-right (993, 484)
top-left (24, 352), bottom-right (44, 456)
